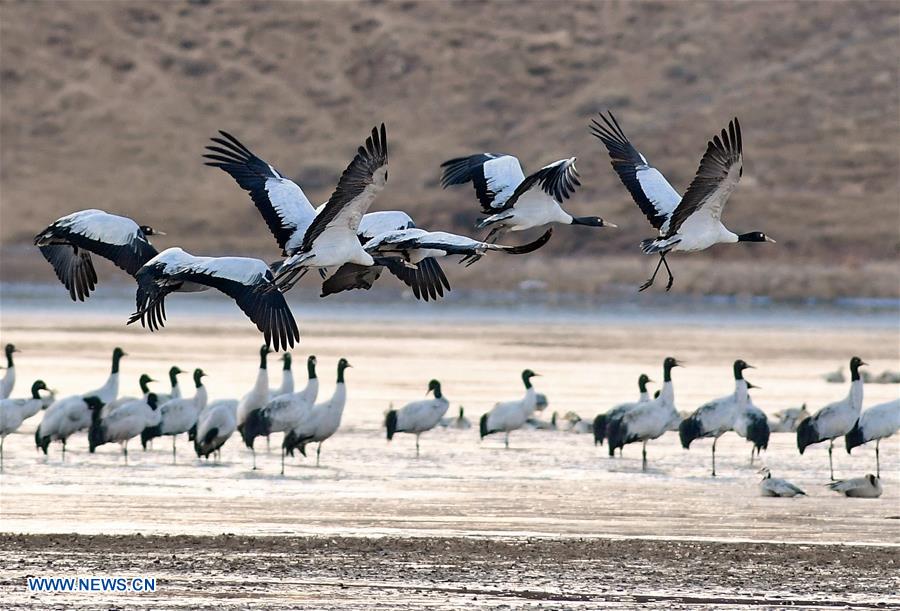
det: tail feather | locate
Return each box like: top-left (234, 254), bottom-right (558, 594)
top-left (606, 417), bottom-right (627, 456)
top-left (796, 418), bottom-right (819, 454)
top-left (747, 417), bottom-right (770, 452)
top-left (241, 408), bottom-right (271, 449)
top-left (844, 420), bottom-right (864, 454)
top-left (479, 413), bottom-right (490, 439)
top-left (140, 424), bottom-right (162, 450)
top-left (385, 410), bottom-right (398, 441)
top-left (641, 236), bottom-right (680, 255)
top-left (592, 414), bottom-right (607, 446)
top-left (678, 416), bottom-right (702, 450)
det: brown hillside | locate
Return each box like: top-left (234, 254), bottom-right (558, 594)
top-left (1, 0), bottom-right (898, 296)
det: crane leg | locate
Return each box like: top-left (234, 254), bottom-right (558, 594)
top-left (749, 445), bottom-right (755, 466)
top-left (642, 441), bottom-right (647, 472)
top-left (280, 448), bottom-right (285, 476)
top-left (828, 440), bottom-right (834, 481)
top-left (504, 433), bottom-right (509, 449)
top-left (662, 254), bottom-right (675, 291)
top-left (316, 443), bottom-right (322, 468)
top-left (62, 439), bottom-right (66, 462)
top-left (124, 443), bottom-right (128, 466)
top-left (711, 438), bottom-right (717, 477)
top-left (1, 437), bottom-right (4, 472)
top-left (252, 448), bottom-right (257, 471)
top-left (639, 256), bottom-right (665, 292)
top-left (416, 434), bottom-right (420, 458)
top-left (266, 435), bottom-right (271, 454)
top-left (172, 436), bottom-right (177, 465)
top-left (876, 440), bottom-right (880, 478)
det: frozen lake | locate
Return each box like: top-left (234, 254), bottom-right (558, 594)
top-left (1, 289), bottom-right (898, 547)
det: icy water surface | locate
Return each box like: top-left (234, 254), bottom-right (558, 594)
top-left (1, 294), bottom-right (898, 546)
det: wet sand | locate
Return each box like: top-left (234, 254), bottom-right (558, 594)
top-left (1, 533), bottom-right (898, 609)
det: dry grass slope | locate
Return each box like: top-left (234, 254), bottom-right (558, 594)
top-left (1, 0), bottom-right (898, 297)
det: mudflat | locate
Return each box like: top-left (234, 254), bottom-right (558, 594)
top-left (1, 534), bottom-right (898, 609)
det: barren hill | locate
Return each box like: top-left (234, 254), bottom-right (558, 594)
top-left (1, 0), bottom-right (898, 297)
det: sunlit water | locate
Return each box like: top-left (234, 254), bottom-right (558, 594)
top-left (1, 288), bottom-right (898, 545)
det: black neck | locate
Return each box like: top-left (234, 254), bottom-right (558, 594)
top-left (308, 360), bottom-right (317, 379)
top-left (638, 377), bottom-right (648, 393)
top-left (733, 364), bottom-right (744, 380)
top-left (259, 353), bottom-right (268, 370)
top-left (139, 377), bottom-right (152, 394)
top-left (31, 383), bottom-right (43, 399)
top-left (523, 376), bottom-right (532, 389)
top-left (5, 349), bottom-right (13, 368)
top-left (337, 366), bottom-right (345, 384)
top-left (850, 361), bottom-right (861, 381)
top-left (433, 383), bottom-right (443, 399)
top-left (169, 369), bottom-right (179, 387)
top-left (663, 364), bottom-right (674, 383)
top-left (111, 354), bottom-right (122, 374)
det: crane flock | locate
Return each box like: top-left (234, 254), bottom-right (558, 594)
top-left (32, 112), bottom-right (775, 349)
top-left (0, 346), bottom-right (894, 500)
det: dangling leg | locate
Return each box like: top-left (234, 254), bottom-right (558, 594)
top-left (661, 254), bottom-right (675, 291)
top-left (876, 439), bottom-right (880, 478)
top-left (504, 432), bottom-right (509, 449)
top-left (639, 255), bottom-right (665, 292)
top-left (415, 434), bottom-right (420, 458)
top-left (711, 438), bottom-right (718, 477)
top-left (828, 439), bottom-right (834, 481)
top-left (641, 441), bottom-right (647, 472)
top-left (316, 443), bottom-right (322, 468)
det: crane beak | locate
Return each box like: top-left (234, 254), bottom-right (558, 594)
top-left (765, 236), bottom-right (776, 243)
top-left (604, 222), bottom-right (618, 228)
top-left (155, 230), bottom-right (167, 236)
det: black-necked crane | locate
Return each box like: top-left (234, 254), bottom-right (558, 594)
top-left (283, 358), bottom-right (350, 470)
top-left (759, 469), bottom-right (806, 497)
top-left (798, 356), bottom-right (866, 480)
top-left (0, 380), bottom-right (50, 471)
top-left (679, 360), bottom-right (755, 476)
top-left (440, 152), bottom-right (613, 243)
top-left (593, 373), bottom-right (652, 447)
top-left (845, 398), bottom-right (899, 477)
top-left (140, 368), bottom-right (208, 464)
top-left (480, 370), bottom-right (542, 449)
top-left (591, 112), bottom-right (774, 291)
top-left (385, 379), bottom-right (450, 457)
top-left (34, 210), bottom-right (163, 301)
top-left (1, 344), bottom-right (19, 399)
top-left (89, 393), bottom-right (160, 464)
top-left (607, 357), bottom-right (681, 470)
top-left (194, 400), bottom-right (238, 461)
top-left (127, 248), bottom-right (299, 352)
top-left (35, 347), bottom-right (126, 458)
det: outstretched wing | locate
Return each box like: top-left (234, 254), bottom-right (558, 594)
top-left (440, 153), bottom-right (526, 212)
top-left (204, 131), bottom-right (316, 253)
top-left (590, 111), bottom-right (681, 231)
top-left (301, 124), bottom-right (388, 252)
top-left (503, 157), bottom-right (580, 211)
top-left (320, 257), bottom-right (450, 302)
top-left (38, 245), bottom-right (98, 302)
top-left (180, 258), bottom-right (300, 352)
top-left (665, 118), bottom-right (743, 237)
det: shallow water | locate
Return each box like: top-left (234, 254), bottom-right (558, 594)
top-left (1, 292), bottom-right (898, 546)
